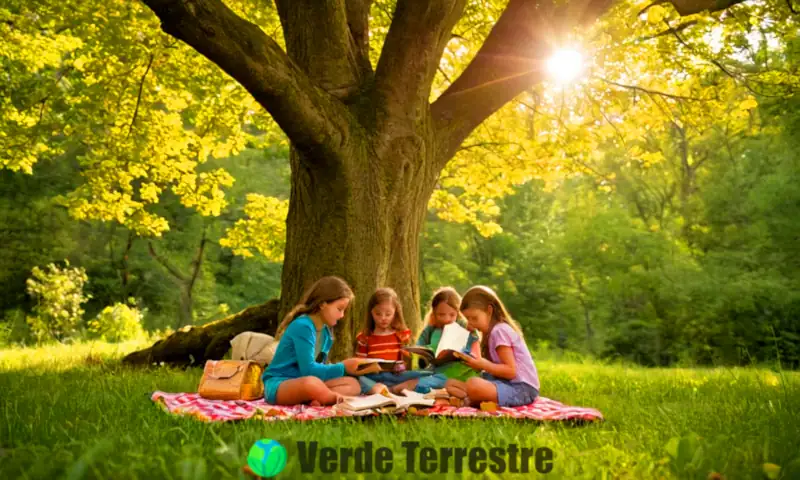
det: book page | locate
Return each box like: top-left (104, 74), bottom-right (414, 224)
top-left (435, 322), bottom-right (471, 357)
top-left (339, 393), bottom-right (394, 411)
top-left (402, 346), bottom-right (434, 361)
top-left (389, 391), bottom-right (435, 409)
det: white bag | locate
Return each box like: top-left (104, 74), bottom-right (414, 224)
top-left (230, 332), bottom-right (279, 366)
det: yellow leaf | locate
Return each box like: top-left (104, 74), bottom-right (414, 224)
top-left (647, 5), bottom-right (667, 24)
top-left (739, 96), bottom-right (758, 111)
top-left (763, 463), bottom-right (781, 480)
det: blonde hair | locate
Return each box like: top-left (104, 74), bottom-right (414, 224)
top-left (361, 287), bottom-right (409, 339)
top-left (423, 286), bottom-right (464, 327)
top-left (460, 286), bottom-right (524, 359)
top-left (275, 276), bottom-right (354, 339)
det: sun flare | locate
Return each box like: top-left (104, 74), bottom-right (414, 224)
top-left (546, 48), bottom-right (584, 84)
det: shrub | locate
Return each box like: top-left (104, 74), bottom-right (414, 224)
top-left (25, 261), bottom-right (89, 343)
top-left (88, 301), bottom-right (146, 342)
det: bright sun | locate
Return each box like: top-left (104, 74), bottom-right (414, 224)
top-left (546, 48), bottom-right (584, 84)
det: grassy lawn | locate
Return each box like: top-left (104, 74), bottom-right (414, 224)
top-left (1, 342), bottom-right (799, 479)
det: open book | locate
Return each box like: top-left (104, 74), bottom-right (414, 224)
top-left (354, 359), bottom-right (403, 374)
top-left (337, 389), bottom-right (435, 412)
top-left (403, 322), bottom-right (474, 367)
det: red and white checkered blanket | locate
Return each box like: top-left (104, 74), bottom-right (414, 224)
top-left (151, 391), bottom-right (603, 423)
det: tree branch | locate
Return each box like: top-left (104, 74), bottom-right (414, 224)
top-left (148, 241), bottom-right (187, 283)
top-left (140, 0), bottom-right (355, 161)
top-left (596, 76), bottom-right (705, 101)
top-left (637, 20), bottom-right (697, 41)
top-left (346, 0), bottom-right (375, 76)
top-left (128, 54), bottom-right (155, 137)
top-left (457, 141), bottom-right (524, 152)
top-left (430, 0), bottom-right (615, 166)
top-left (275, 0), bottom-right (366, 96)
top-left (373, 0), bottom-right (466, 137)
top-left (187, 228), bottom-right (207, 294)
top-left (640, 0), bottom-right (747, 16)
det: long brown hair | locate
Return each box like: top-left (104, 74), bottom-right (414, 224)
top-left (460, 286), bottom-right (524, 359)
top-left (362, 287), bottom-right (408, 338)
top-left (423, 286), bottom-right (463, 327)
top-left (275, 276), bottom-right (354, 339)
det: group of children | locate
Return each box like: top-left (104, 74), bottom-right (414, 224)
top-left (262, 276), bottom-right (540, 408)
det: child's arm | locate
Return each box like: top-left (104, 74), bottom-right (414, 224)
top-left (398, 329), bottom-right (413, 345)
top-left (481, 346), bottom-right (516, 380)
top-left (416, 325), bottom-right (433, 346)
top-left (355, 332), bottom-right (369, 358)
top-left (459, 346), bottom-right (515, 379)
top-left (292, 322), bottom-right (345, 380)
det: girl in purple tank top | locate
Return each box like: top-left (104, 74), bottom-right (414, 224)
top-left (445, 286), bottom-right (540, 408)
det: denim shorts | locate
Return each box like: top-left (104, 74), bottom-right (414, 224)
top-left (413, 373), bottom-right (448, 393)
top-left (358, 370), bottom-right (433, 394)
top-left (481, 373), bottom-right (539, 407)
top-left (263, 376), bottom-right (290, 405)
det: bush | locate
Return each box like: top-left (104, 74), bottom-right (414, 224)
top-left (25, 261), bottom-right (89, 343)
top-left (87, 301), bottom-right (146, 342)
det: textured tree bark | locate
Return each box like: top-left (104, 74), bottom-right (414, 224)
top-left (279, 134), bottom-right (441, 359)
top-left (122, 299), bottom-right (279, 366)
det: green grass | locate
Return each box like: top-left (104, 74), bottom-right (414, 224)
top-left (1, 342), bottom-right (799, 479)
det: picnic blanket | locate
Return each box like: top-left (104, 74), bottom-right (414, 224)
top-left (151, 391), bottom-right (603, 423)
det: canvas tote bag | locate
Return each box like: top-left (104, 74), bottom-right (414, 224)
top-left (230, 332), bottom-right (279, 366)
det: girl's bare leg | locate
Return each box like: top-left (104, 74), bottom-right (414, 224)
top-left (325, 376), bottom-right (361, 396)
top-left (274, 377), bottom-right (338, 406)
top-left (465, 377), bottom-right (499, 405)
top-left (390, 379), bottom-right (419, 394)
top-left (444, 379), bottom-right (470, 406)
top-left (445, 379), bottom-right (468, 399)
top-left (367, 383), bottom-right (389, 394)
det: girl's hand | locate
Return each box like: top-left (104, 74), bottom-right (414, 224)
top-left (456, 352), bottom-right (491, 371)
top-left (342, 358), bottom-right (377, 375)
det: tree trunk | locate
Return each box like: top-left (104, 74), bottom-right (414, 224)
top-left (177, 286), bottom-right (193, 329)
top-left (122, 299), bottom-right (279, 366)
top-left (279, 141), bottom-right (437, 361)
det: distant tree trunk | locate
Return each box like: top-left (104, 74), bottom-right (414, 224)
top-left (575, 277), bottom-right (595, 354)
top-left (148, 228), bottom-right (207, 329)
top-left (178, 286), bottom-right (193, 328)
top-left (109, 226), bottom-right (135, 302)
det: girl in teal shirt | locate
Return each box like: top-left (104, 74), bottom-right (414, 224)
top-left (390, 287), bottom-right (481, 395)
top-left (263, 276), bottom-right (369, 405)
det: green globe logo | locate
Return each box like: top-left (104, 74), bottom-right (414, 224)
top-left (247, 439), bottom-right (287, 478)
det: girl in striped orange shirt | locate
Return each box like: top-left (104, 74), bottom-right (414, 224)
top-left (354, 288), bottom-right (432, 394)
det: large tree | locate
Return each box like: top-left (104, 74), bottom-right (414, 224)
top-left (125, 0), bottom-right (746, 360)
top-left (5, 0), bottom-right (787, 363)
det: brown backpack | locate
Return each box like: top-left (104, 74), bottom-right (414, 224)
top-left (197, 360), bottom-right (264, 401)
